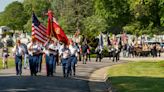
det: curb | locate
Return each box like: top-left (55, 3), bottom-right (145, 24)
top-left (88, 66), bottom-right (112, 92)
top-left (88, 57), bottom-right (164, 92)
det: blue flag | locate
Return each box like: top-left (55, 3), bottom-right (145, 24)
top-left (99, 33), bottom-right (104, 48)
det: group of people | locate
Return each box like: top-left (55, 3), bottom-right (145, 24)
top-left (1, 37), bottom-right (93, 78)
top-left (10, 38), bottom-right (79, 77)
top-left (2, 35), bottom-right (163, 77)
top-left (122, 43), bottom-right (162, 57)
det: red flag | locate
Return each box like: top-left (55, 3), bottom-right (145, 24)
top-left (47, 10), bottom-right (53, 36)
top-left (47, 10), bottom-right (69, 45)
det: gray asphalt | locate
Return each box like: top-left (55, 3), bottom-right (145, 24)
top-left (0, 58), bottom-right (124, 92)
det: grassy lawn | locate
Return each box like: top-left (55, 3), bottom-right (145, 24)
top-left (0, 58), bottom-right (15, 69)
top-left (90, 54), bottom-right (96, 58)
top-left (107, 61), bottom-right (164, 92)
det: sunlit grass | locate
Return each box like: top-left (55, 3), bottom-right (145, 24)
top-left (0, 58), bottom-right (15, 69)
top-left (107, 61), bottom-right (164, 92)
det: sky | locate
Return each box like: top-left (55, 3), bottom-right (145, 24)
top-left (0, 0), bottom-right (22, 12)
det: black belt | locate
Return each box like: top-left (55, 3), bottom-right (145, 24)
top-left (16, 55), bottom-right (22, 57)
top-left (49, 54), bottom-right (54, 56)
top-left (71, 55), bottom-right (75, 57)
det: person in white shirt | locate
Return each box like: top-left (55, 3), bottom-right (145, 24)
top-left (69, 40), bottom-right (78, 76)
top-left (12, 39), bottom-right (24, 75)
top-left (45, 40), bottom-right (58, 76)
top-left (27, 38), bottom-right (39, 76)
top-left (60, 44), bottom-right (71, 77)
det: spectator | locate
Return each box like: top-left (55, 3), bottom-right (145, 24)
top-left (2, 43), bottom-right (9, 69)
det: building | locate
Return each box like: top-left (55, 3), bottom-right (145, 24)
top-left (0, 26), bottom-right (11, 39)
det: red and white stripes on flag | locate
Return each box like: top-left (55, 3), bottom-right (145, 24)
top-left (32, 13), bottom-right (49, 44)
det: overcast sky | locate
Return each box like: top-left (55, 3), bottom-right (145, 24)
top-left (0, 0), bottom-right (22, 12)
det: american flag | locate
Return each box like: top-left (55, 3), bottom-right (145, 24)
top-left (32, 13), bottom-right (49, 44)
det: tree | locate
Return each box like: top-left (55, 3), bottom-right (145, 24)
top-left (23, 0), bottom-right (50, 17)
top-left (23, 0), bottom-right (50, 32)
top-left (83, 15), bottom-right (108, 37)
top-left (0, 1), bottom-right (27, 32)
top-left (126, 0), bottom-right (164, 35)
top-left (0, 12), bottom-right (5, 26)
top-left (51, 0), bottom-right (94, 34)
top-left (94, 0), bottom-right (132, 34)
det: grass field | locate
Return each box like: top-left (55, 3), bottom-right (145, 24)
top-left (0, 58), bottom-right (15, 69)
top-left (107, 61), bottom-right (164, 92)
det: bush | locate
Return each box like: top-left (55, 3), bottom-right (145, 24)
top-left (102, 46), bottom-right (109, 57)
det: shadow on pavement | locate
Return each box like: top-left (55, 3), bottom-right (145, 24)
top-left (0, 75), bottom-right (106, 92)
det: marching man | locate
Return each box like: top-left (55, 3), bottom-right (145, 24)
top-left (69, 40), bottom-right (78, 76)
top-left (45, 40), bottom-right (58, 76)
top-left (60, 44), bottom-right (71, 77)
top-left (12, 39), bottom-right (24, 76)
top-left (27, 38), bottom-right (39, 76)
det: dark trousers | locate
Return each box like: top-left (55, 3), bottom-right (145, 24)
top-left (152, 50), bottom-right (157, 57)
top-left (96, 53), bottom-right (101, 62)
top-left (158, 50), bottom-right (161, 57)
top-left (46, 54), bottom-right (55, 76)
top-left (15, 56), bottom-right (22, 75)
top-left (38, 54), bottom-right (43, 72)
top-left (82, 53), bottom-right (87, 64)
top-left (61, 58), bottom-right (70, 77)
top-left (29, 55), bottom-right (38, 76)
top-left (70, 56), bottom-right (77, 75)
top-left (56, 53), bottom-right (59, 65)
top-left (87, 53), bottom-right (91, 61)
top-left (78, 52), bottom-right (81, 61)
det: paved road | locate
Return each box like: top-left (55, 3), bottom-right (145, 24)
top-left (0, 55), bottom-right (163, 92)
top-left (0, 58), bottom-right (126, 92)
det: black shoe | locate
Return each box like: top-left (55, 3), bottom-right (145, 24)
top-left (31, 73), bottom-right (33, 76)
top-left (47, 73), bottom-right (50, 76)
top-left (66, 74), bottom-right (69, 78)
top-left (51, 74), bottom-right (54, 77)
top-left (69, 72), bottom-right (72, 76)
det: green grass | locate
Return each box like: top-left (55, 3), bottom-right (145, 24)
top-left (107, 61), bottom-right (164, 92)
top-left (0, 58), bottom-right (15, 69)
top-left (90, 54), bottom-right (96, 58)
